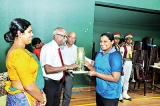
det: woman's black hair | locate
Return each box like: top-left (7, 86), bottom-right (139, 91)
top-left (32, 38), bottom-right (42, 46)
top-left (100, 32), bottom-right (114, 42)
top-left (4, 18), bottom-right (31, 43)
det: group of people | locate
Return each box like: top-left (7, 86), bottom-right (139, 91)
top-left (32, 30), bottom-right (92, 106)
top-left (113, 32), bottom-right (134, 102)
top-left (4, 18), bottom-right (134, 106)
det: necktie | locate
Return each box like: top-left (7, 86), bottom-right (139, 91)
top-left (58, 48), bottom-right (65, 82)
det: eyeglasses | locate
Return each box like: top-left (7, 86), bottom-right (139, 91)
top-left (56, 34), bottom-right (67, 38)
top-left (68, 36), bottom-right (76, 40)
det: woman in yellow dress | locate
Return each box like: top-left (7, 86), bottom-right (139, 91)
top-left (4, 18), bottom-right (46, 106)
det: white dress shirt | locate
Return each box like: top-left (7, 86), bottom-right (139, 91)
top-left (61, 44), bottom-right (77, 72)
top-left (40, 40), bottom-right (63, 80)
top-left (61, 44), bottom-right (93, 71)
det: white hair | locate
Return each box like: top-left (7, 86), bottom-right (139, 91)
top-left (53, 27), bottom-right (65, 36)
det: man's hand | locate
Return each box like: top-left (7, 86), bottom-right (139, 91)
top-left (66, 64), bottom-right (81, 70)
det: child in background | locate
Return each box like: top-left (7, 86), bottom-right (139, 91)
top-left (32, 37), bottom-right (44, 60)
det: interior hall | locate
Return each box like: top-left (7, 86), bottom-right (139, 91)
top-left (0, 0), bottom-right (160, 106)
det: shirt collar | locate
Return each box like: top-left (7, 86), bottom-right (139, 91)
top-left (125, 43), bottom-right (131, 46)
top-left (99, 47), bottom-right (116, 54)
top-left (51, 40), bottom-right (59, 49)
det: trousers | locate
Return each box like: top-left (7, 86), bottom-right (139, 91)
top-left (121, 61), bottom-right (132, 91)
top-left (96, 92), bottom-right (118, 106)
top-left (61, 73), bottom-right (74, 106)
top-left (44, 78), bottom-right (62, 106)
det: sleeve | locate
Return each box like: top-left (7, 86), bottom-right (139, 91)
top-left (71, 45), bottom-right (77, 63)
top-left (12, 49), bottom-right (35, 86)
top-left (109, 52), bottom-right (122, 72)
top-left (120, 46), bottom-right (124, 57)
top-left (85, 57), bottom-right (92, 64)
top-left (40, 45), bottom-right (55, 67)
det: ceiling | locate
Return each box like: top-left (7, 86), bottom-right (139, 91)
top-left (94, 5), bottom-right (160, 27)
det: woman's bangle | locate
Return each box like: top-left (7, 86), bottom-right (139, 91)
top-left (40, 101), bottom-right (46, 106)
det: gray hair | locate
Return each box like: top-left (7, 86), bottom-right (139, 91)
top-left (53, 27), bottom-right (65, 36)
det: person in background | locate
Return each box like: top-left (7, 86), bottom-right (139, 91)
top-left (113, 32), bottom-right (121, 51)
top-left (84, 32), bottom-right (122, 106)
top-left (4, 18), bottom-right (46, 106)
top-left (146, 37), bottom-right (153, 47)
top-left (119, 33), bottom-right (134, 101)
top-left (40, 27), bottom-right (80, 106)
top-left (32, 37), bottom-right (44, 60)
top-left (112, 32), bottom-right (124, 102)
top-left (61, 32), bottom-right (94, 106)
top-left (60, 32), bottom-right (77, 106)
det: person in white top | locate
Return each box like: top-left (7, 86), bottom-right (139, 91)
top-left (113, 32), bottom-right (121, 52)
top-left (40, 28), bottom-right (80, 106)
top-left (119, 33), bottom-right (134, 101)
top-left (61, 32), bottom-right (93, 106)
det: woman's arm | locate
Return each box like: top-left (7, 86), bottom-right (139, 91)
top-left (88, 71), bottom-right (121, 82)
top-left (12, 49), bottom-right (46, 104)
top-left (24, 82), bottom-right (46, 104)
top-left (85, 60), bottom-right (120, 82)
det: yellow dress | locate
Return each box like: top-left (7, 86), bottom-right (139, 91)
top-left (5, 48), bottom-right (38, 106)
